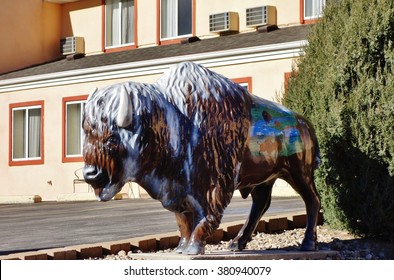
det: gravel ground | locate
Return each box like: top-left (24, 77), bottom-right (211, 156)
top-left (99, 226), bottom-right (394, 260)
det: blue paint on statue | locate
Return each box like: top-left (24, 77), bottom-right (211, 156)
top-left (249, 98), bottom-right (303, 157)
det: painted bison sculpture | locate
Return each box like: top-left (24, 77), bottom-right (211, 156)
top-left (82, 62), bottom-right (321, 255)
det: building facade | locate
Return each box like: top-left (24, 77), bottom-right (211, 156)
top-left (0, 0), bottom-right (325, 201)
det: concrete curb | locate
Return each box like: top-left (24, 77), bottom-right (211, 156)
top-left (56, 192), bottom-right (126, 202)
top-left (0, 195), bottom-right (42, 204)
top-left (0, 193), bottom-right (130, 204)
top-left (134, 250), bottom-right (338, 260)
top-left (0, 211), bottom-right (325, 260)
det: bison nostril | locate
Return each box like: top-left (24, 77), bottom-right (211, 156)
top-left (83, 165), bottom-right (101, 184)
top-left (83, 165), bottom-right (96, 176)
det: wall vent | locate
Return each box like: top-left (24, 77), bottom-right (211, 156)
top-left (246, 6), bottom-right (276, 28)
top-left (60, 37), bottom-right (85, 56)
top-left (209, 12), bottom-right (239, 33)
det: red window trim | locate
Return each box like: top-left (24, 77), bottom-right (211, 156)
top-left (9, 101), bottom-right (45, 167)
top-left (156, 0), bottom-right (196, 46)
top-left (284, 72), bottom-right (292, 93)
top-left (284, 71), bottom-right (299, 95)
top-left (62, 95), bottom-right (89, 163)
top-left (101, 0), bottom-right (139, 53)
top-left (232, 77), bottom-right (253, 93)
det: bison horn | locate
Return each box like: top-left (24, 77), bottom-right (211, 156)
top-left (116, 85), bottom-right (133, 128)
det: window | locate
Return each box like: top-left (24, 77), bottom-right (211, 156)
top-left (303, 0), bottom-right (326, 21)
top-left (9, 101), bottom-right (44, 166)
top-left (63, 96), bottom-right (88, 162)
top-left (232, 77), bottom-right (253, 93)
top-left (160, 0), bottom-right (192, 40)
top-left (105, 0), bottom-right (135, 48)
top-left (66, 102), bottom-right (85, 157)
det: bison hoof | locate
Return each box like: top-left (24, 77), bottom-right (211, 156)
top-left (183, 242), bottom-right (205, 255)
top-left (175, 238), bottom-right (189, 254)
top-left (300, 239), bottom-right (317, 251)
top-left (175, 245), bottom-right (185, 254)
top-left (228, 240), bottom-right (245, 251)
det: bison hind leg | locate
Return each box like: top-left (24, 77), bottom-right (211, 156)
top-left (228, 182), bottom-right (274, 251)
top-left (285, 168), bottom-right (320, 251)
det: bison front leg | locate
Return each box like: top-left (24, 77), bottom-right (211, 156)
top-left (175, 212), bottom-right (193, 253)
top-left (182, 196), bottom-right (222, 255)
top-left (183, 214), bottom-right (220, 255)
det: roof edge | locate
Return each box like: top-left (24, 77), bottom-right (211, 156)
top-left (0, 40), bottom-right (307, 93)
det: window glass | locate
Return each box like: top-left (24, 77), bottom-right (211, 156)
top-left (28, 108), bottom-right (41, 158)
top-left (12, 107), bottom-right (42, 160)
top-left (304, 0), bottom-right (326, 20)
top-left (106, 0), bottom-right (135, 48)
top-left (66, 102), bottom-right (85, 157)
top-left (161, 0), bottom-right (192, 39)
top-left (178, 0), bottom-right (192, 36)
top-left (12, 109), bottom-right (26, 159)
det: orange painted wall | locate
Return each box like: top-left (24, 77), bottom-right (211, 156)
top-left (61, 0), bottom-right (103, 55)
top-left (0, 0), bottom-right (62, 74)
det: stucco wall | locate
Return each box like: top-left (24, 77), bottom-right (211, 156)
top-left (137, 0), bottom-right (158, 48)
top-left (0, 0), bottom-right (62, 74)
top-left (61, 0), bottom-right (103, 55)
top-left (196, 0), bottom-right (300, 38)
top-left (0, 0), bottom-right (301, 73)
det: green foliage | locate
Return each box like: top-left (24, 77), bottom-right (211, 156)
top-left (283, 0), bottom-right (394, 240)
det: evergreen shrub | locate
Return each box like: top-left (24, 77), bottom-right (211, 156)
top-left (282, 0), bottom-right (394, 240)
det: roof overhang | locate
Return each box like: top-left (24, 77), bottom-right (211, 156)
top-left (45, 0), bottom-right (81, 4)
top-left (0, 40), bottom-right (307, 93)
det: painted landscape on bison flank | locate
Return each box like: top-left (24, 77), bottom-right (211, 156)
top-left (249, 102), bottom-right (303, 158)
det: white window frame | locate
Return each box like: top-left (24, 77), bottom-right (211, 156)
top-left (11, 105), bottom-right (42, 161)
top-left (304, 0), bottom-right (326, 20)
top-left (65, 100), bottom-right (86, 158)
top-left (238, 82), bottom-right (250, 91)
top-left (160, 0), bottom-right (192, 41)
top-left (105, 0), bottom-right (135, 49)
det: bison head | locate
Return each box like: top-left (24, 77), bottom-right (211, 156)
top-left (82, 84), bottom-right (138, 201)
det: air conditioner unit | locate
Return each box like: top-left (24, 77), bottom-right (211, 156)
top-left (209, 12), bottom-right (239, 33)
top-left (246, 6), bottom-right (276, 28)
top-left (60, 37), bottom-right (85, 56)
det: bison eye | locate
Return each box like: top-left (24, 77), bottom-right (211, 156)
top-left (105, 135), bottom-right (120, 155)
